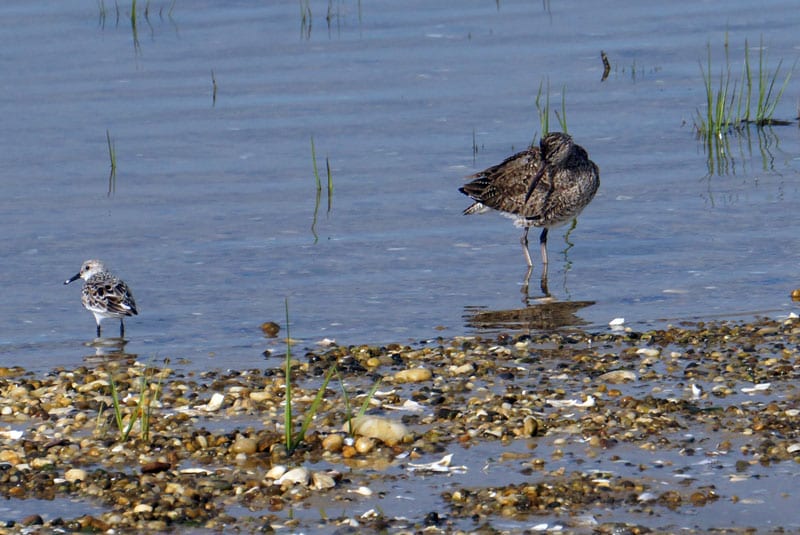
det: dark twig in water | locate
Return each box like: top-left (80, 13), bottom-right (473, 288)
top-left (600, 50), bottom-right (611, 81)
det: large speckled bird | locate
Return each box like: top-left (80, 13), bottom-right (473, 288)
top-left (64, 259), bottom-right (138, 338)
top-left (460, 132), bottom-right (599, 268)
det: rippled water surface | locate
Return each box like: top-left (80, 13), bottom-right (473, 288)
top-left (1, 0), bottom-right (799, 529)
top-left (2, 1), bottom-right (800, 369)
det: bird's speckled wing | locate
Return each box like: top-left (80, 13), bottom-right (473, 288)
top-left (459, 147), bottom-right (544, 216)
top-left (82, 274), bottom-right (138, 317)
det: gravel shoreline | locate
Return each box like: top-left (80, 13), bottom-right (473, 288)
top-left (1, 315), bottom-right (799, 533)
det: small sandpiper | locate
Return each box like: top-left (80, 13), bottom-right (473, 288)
top-left (459, 132), bottom-right (600, 269)
top-left (64, 259), bottom-right (138, 338)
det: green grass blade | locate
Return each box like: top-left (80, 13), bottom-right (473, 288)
top-left (292, 366), bottom-right (335, 448)
top-left (284, 298), bottom-right (293, 451)
top-left (311, 136), bottom-right (321, 191)
top-left (334, 367), bottom-right (354, 434)
top-left (108, 370), bottom-right (125, 436)
top-left (357, 377), bottom-right (382, 417)
top-left (558, 84), bottom-right (567, 133)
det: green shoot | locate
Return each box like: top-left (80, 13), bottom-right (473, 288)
top-left (311, 136), bottom-right (321, 192)
top-left (325, 156), bottom-right (333, 214)
top-left (290, 366), bottom-right (335, 452)
top-left (106, 129), bottom-right (117, 197)
top-left (283, 298), bottom-right (293, 451)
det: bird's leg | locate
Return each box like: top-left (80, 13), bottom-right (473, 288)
top-left (120, 320), bottom-right (125, 338)
top-left (521, 265), bottom-right (533, 304)
top-left (96, 323), bottom-right (102, 338)
top-left (539, 228), bottom-right (550, 295)
top-left (539, 228), bottom-right (549, 266)
top-left (520, 227), bottom-right (533, 267)
top-left (540, 265), bottom-right (550, 296)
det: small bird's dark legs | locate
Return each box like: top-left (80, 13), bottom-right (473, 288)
top-left (96, 324), bottom-right (102, 338)
top-left (120, 320), bottom-right (125, 338)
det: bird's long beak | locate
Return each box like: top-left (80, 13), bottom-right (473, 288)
top-left (64, 273), bottom-right (81, 285)
top-left (524, 165), bottom-right (546, 203)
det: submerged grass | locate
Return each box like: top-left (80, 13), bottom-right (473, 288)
top-left (310, 136), bottom-right (334, 241)
top-left (106, 129), bottom-right (117, 197)
top-left (695, 37), bottom-right (794, 140)
top-left (211, 70), bottom-right (217, 106)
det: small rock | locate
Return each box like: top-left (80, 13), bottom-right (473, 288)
top-left (133, 503), bottom-right (153, 514)
top-left (266, 465), bottom-right (287, 480)
top-left (322, 434), bottom-right (344, 453)
top-left (141, 461), bottom-right (171, 474)
top-left (311, 471), bottom-right (336, 490)
top-left (354, 436), bottom-right (376, 454)
top-left (204, 392), bottom-right (225, 411)
top-left (275, 467), bottom-right (310, 486)
top-left (598, 370), bottom-right (636, 384)
top-left (393, 368), bottom-right (432, 383)
top-left (230, 437), bottom-right (258, 455)
top-left (349, 415), bottom-right (410, 446)
top-left (261, 321), bottom-right (280, 337)
top-left (249, 390), bottom-right (271, 402)
top-left (64, 468), bottom-right (88, 482)
top-left (21, 514), bottom-right (43, 526)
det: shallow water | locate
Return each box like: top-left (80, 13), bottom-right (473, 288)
top-left (1, 0), bottom-right (799, 530)
top-left (2, 1), bottom-right (799, 370)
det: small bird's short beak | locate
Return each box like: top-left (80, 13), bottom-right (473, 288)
top-left (64, 273), bottom-right (81, 285)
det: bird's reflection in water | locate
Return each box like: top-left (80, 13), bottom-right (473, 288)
top-left (83, 337), bottom-right (137, 364)
top-left (465, 298), bottom-right (594, 333)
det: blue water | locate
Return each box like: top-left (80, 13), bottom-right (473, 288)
top-left (1, 0), bottom-right (799, 372)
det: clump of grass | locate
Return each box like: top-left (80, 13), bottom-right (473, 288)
top-left (283, 299), bottom-right (334, 454)
top-left (281, 300), bottom-right (382, 454)
top-left (103, 359), bottom-right (167, 442)
top-left (534, 79), bottom-right (569, 142)
top-left (695, 37), bottom-right (794, 140)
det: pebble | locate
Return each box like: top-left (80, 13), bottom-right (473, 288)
top-left (230, 437), bottom-right (258, 454)
top-left (204, 392), bottom-right (225, 411)
top-left (64, 468), bottom-right (88, 482)
top-left (393, 367), bottom-right (432, 383)
top-left (349, 415), bottom-right (410, 446)
top-left (322, 434), bottom-right (344, 453)
top-left (598, 370), bottom-right (636, 384)
top-left (261, 321), bottom-right (280, 337)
